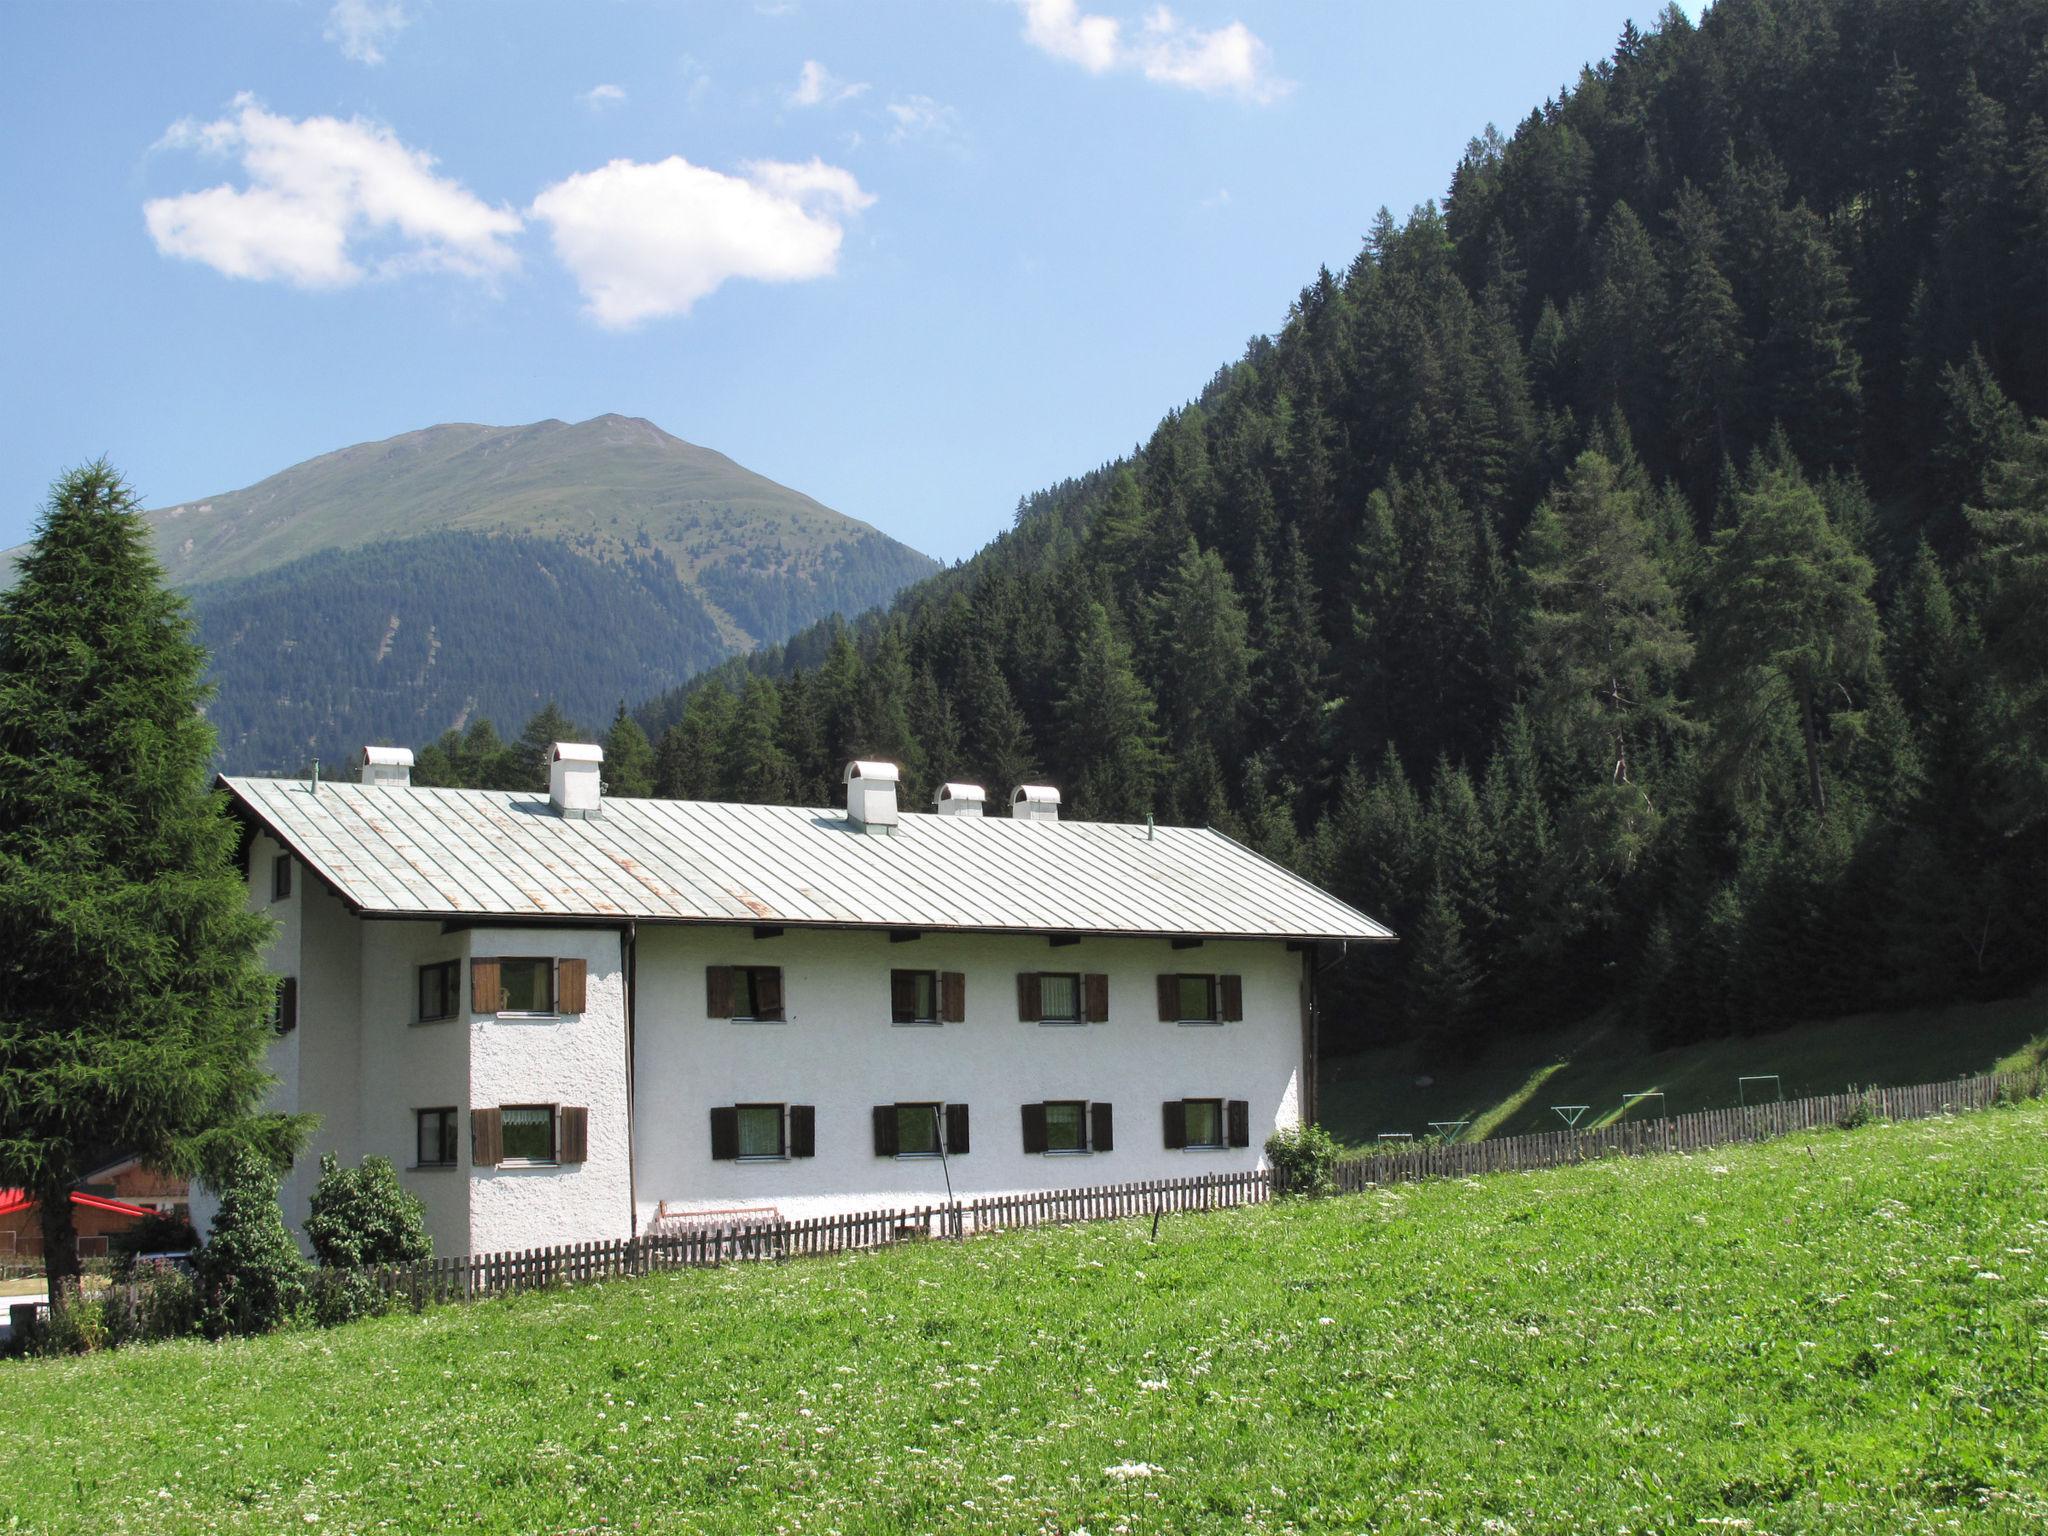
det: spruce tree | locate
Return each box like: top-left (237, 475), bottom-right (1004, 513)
top-left (0, 463), bottom-right (307, 1295)
top-left (515, 702), bottom-right (582, 790)
top-left (1055, 601), bottom-right (1163, 822)
top-left (601, 702), bottom-right (656, 798)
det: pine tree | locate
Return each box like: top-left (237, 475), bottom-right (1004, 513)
top-left (1407, 879), bottom-right (1480, 1062)
top-left (0, 464), bottom-right (308, 1295)
top-left (653, 682), bottom-right (735, 800)
top-left (601, 702), bottom-right (656, 798)
top-left (1758, 202), bottom-right (1863, 467)
top-left (1150, 540), bottom-right (1251, 756)
top-left (956, 642), bottom-right (1037, 800)
top-left (515, 702), bottom-right (582, 790)
top-left (725, 676), bottom-right (793, 803)
top-left (1665, 182), bottom-right (1747, 473)
top-left (1703, 459), bottom-right (1879, 817)
top-left (1055, 601), bottom-right (1163, 822)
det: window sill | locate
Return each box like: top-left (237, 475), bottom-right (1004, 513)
top-left (735, 1154), bottom-right (789, 1164)
top-left (730, 1017), bottom-right (786, 1026)
top-left (1174, 1018), bottom-right (1225, 1027)
top-left (409, 1163), bottom-right (460, 1173)
top-left (1037, 1019), bottom-right (1086, 1028)
top-left (891, 1018), bottom-right (942, 1028)
top-left (498, 1159), bottom-right (558, 1170)
top-left (484, 1012), bottom-right (562, 1023)
top-left (1181, 1144), bottom-right (1231, 1153)
top-left (1042, 1148), bottom-right (1093, 1156)
top-left (893, 1151), bottom-right (944, 1160)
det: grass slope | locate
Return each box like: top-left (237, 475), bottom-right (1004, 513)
top-left (1324, 985), bottom-right (2048, 1148)
top-left (7, 1104), bottom-right (2045, 1533)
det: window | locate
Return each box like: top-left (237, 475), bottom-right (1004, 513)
top-left (417, 960), bottom-right (460, 1023)
top-left (272, 853), bottom-right (292, 901)
top-left (891, 970), bottom-right (937, 1024)
top-left (1157, 973), bottom-right (1243, 1024)
top-left (1038, 973), bottom-right (1081, 1024)
top-left (500, 1105), bottom-right (556, 1164)
top-left (1182, 1098), bottom-right (1225, 1148)
top-left (416, 1108), bottom-right (459, 1168)
top-left (272, 976), bottom-right (298, 1036)
top-left (737, 1103), bottom-right (785, 1160)
top-left (1044, 1099), bottom-right (1087, 1152)
top-left (498, 958), bottom-right (555, 1015)
top-left (896, 1102), bottom-right (942, 1156)
top-left (707, 965), bottom-right (786, 1021)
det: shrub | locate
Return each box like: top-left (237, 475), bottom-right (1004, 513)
top-left (121, 1261), bottom-right (201, 1345)
top-left (196, 1149), bottom-right (307, 1337)
top-left (308, 1267), bottom-right (394, 1328)
top-left (26, 1283), bottom-right (111, 1356)
top-left (1265, 1122), bottom-right (1341, 1198)
top-left (305, 1154), bottom-right (432, 1271)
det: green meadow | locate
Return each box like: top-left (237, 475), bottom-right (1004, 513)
top-left (5, 1101), bottom-right (2045, 1533)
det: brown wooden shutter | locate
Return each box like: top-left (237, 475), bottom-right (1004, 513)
top-left (753, 967), bottom-right (785, 1020)
top-left (940, 972), bottom-right (966, 1023)
top-left (556, 958), bottom-right (588, 1014)
top-left (705, 965), bottom-right (734, 1019)
top-left (1227, 1099), bottom-right (1251, 1148)
top-left (1084, 973), bottom-right (1109, 1022)
top-left (709, 1105), bottom-right (739, 1160)
top-left (1220, 974), bottom-right (1243, 1022)
top-left (872, 1104), bottom-right (899, 1157)
top-left (1090, 1101), bottom-right (1114, 1153)
top-left (945, 1102), bottom-right (970, 1155)
top-left (1162, 1100), bottom-right (1187, 1150)
top-left (1156, 974), bottom-right (1178, 1021)
top-left (471, 958), bottom-right (502, 1014)
top-left (890, 970), bottom-right (919, 1023)
top-left (1016, 973), bottom-right (1042, 1023)
top-left (275, 976), bottom-right (298, 1035)
top-left (558, 1106), bottom-right (589, 1163)
top-left (471, 1107), bottom-right (503, 1167)
top-left (1020, 1102), bottom-right (1047, 1153)
top-left (788, 1105), bottom-right (816, 1159)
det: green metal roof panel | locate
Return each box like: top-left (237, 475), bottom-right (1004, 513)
top-left (221, 776), bottom-right (1395, 943)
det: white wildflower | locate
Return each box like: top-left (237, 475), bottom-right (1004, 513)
top-left (1105, 1461), bottom-right (1161, 1481)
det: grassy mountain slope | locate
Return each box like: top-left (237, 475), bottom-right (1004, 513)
top-left (6, 415), bottom-right (938, 771)
top-left (7, 1104), bottom-right (2044, 1531)
top-left (1323, 982), bottom-right (2048, 1147)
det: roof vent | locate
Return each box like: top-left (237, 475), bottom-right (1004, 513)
top-left (844, 760), bottom-right (901, 831)
top-left (933, 782), bottom-right (986, 818)
top-left (550, 742), bottom-right (604, 819)
top-left (359, 745), bottom-right (414, 787)
top-left (1011, 784), bottom-right (1061, 822)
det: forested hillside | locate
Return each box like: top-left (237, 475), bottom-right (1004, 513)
top-left (510, 0), bottom-right (2043, 1059)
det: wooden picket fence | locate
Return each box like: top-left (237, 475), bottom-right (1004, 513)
top-left (337, 1066), bottom-right (2044, 1315)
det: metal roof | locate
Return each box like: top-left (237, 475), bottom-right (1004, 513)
top-left (221, 776), bottom-right (1394, 943)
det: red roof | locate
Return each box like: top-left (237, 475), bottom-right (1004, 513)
top-left (0, 1188), bottom-right (158, 1221)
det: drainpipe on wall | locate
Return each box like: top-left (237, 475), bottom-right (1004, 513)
top-left (623, 919), bottom-right (638, 1240)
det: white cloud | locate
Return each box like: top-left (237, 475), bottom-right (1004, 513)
top-left (324, 0), bottom-right (408, 65)
top-left (1018, 0), bottom-right (1288, 102)
top-left (885, 95), bottom-right (960, 144)
top-left (143, 96), bottom-right (521, 288)
top-left (528, 154), bottom-right (874, 328)
top-left (789, 59), bottom-right (868, 108)
top-left (581, 83), bottom-right (627, 110)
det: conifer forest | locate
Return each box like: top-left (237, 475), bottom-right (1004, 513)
top-left (417, 0), bottom-right (2048, 1061)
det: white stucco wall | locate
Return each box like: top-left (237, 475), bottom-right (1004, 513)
top-left (631, 927), bottom-right (1307, 1224)
top-left (465, 927), bottom-right (631, 1254)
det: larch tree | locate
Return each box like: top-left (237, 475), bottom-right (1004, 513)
top-left (0, 464), bottom-right (307, 1297)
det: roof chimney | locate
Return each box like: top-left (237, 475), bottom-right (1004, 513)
top-left (359, 745), bottom-right (414, 787)
top-left (843, 760), bottom-right (900, 832)
top-left (1011, 784), bottom-right (1060, 822)
top-left (933, 782), bottom-right (987, 818)
top-left (549, 742), bottom-right (604, 819)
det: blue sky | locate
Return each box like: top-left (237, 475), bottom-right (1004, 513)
top-left (0, 0), bottom-right (1646, 562)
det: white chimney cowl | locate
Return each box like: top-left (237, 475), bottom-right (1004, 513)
top-left (359, 745), bottom-right (414, 787)
top-left (934, 782), bottom-right (987, 817)
top-left (844, 759), bottom-right (901, 830)
top-left (1012, 784), bottom-right (1061, 822)
top-left (550, 742), bottom-right (605, 819)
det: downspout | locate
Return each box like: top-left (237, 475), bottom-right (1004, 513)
top-left (624, 919), bottom-right (639, 1239)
